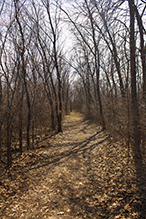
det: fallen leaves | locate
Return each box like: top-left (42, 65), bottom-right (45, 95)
top-left (0, 112), bottom-right (146, 218)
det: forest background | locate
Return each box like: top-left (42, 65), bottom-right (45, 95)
top-left (0, 0), bottom-right (146, 176)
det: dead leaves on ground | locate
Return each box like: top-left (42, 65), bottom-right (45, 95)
top-left (0, 112), bottom-right (146, 218)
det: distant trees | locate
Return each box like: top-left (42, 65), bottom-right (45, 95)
top-left (0, 0), bottom-right (146, 167)
top-left (61, 0), bottom-right (146, 161)
top-left (0, 0), bottom-right (72, 166)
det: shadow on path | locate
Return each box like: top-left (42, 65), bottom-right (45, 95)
top-left (132, 154), bottom-right (146, 218)
top-left (29, 131), bottom-right (109, 171)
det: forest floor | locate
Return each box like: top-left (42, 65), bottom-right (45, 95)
top-left (0, 112), bottom-right (146, 219)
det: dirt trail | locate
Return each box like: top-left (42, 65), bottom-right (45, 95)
top-left (0, 112), bottom-right (146, 218)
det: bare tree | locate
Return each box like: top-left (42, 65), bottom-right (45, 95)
top-left (14, 0), bottom-right (31, 150)
top-left (128, 0), bottom-right (142, 160)
top-left (43, 0), bottom-right (63, 132)
top-left (133, 2), bottom-right (146, 103)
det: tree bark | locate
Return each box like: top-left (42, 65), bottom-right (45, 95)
top-left (85, 0), bottom-right (105, 129)
top-left (128, 0), bottom-right (141, 159)
top-left (14, 0), bottom-right (31, 150)
top-left (134, 4), bottom-right (146, 103)
top-left (0, 77), bottom-right (2, 161)
top-left (47, 3), bottom-right (62, 133)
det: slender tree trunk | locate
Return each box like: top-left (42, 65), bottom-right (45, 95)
top-left (51, 108), bottom-right (56, 130)
top-left (15, 0), bottom-right (31, 150)
top-left (47, 4), bottom-right (62, 132)
top-left (128, 0), bottom-right (141, 159)
top-left (85, 71), bottom-right (91, 116)
top-left (85, 0), bottom-right (105, 129)
top-left (44, 80), bottom-right (56, 131)
top-left (65, 85), bottom-right (69, 115)
top-left (128, 3), bottom-right (146, 215)
top-left (52, 38), bottom-right (62, 132)
top-left (26, 91), bottom-right (31, 150)
top-left (6, 85), bottom-right (11, 166)
top-left (7, 119), bottom-right (11, 166)
top-left (91, 0), bottom-right (125, 99)
top-left (134, 5), bottom-right (146, 103)
top-left (96, 62), bottom-right (106, 130)
top-left (19, 94), bottom-right (23, 154)
top-left (0, 77), bottom-right (2, 161)
top-left (143, 47), bottom-right (146, 103)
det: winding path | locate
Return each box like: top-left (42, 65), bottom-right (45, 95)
top-left (0, 112), bottom-right (145, 218)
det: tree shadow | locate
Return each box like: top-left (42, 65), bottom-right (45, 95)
top-left (63, 118), bottom-right (87, 131)
top-left (29, 130), bottom-right (109, 171)
top-left (2, 121), bottom-right (144, 218)
top-left (132, 152), bottom-right (146, 218)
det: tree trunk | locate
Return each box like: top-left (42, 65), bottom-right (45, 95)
top-left (19, 93), bottom-right (23, 154)
top-left (6, 85), bottom-right (11, 166)
top-left (85, 0), bottom-right (105, 129)
top-left (15, 0), bottom-right (31, 150)
top-left (45, 3), bottom-right (62, 132)
top-left (128, 0), bottom-right (141, 159)
top-left (0, 77), bottom-right (2, 161)
top-left (134, 5), bottom-right (146, 103)
top-left (96, 64), bottom-right (106, 130)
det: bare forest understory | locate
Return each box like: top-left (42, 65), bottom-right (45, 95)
top-left (0, 112), bottom-right (146, 219)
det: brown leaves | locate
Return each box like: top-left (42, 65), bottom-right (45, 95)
top-left (0, 112), bottom-right (146, 218)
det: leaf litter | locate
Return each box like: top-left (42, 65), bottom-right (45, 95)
top-left (0, 112), bottom-right (146, 218)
